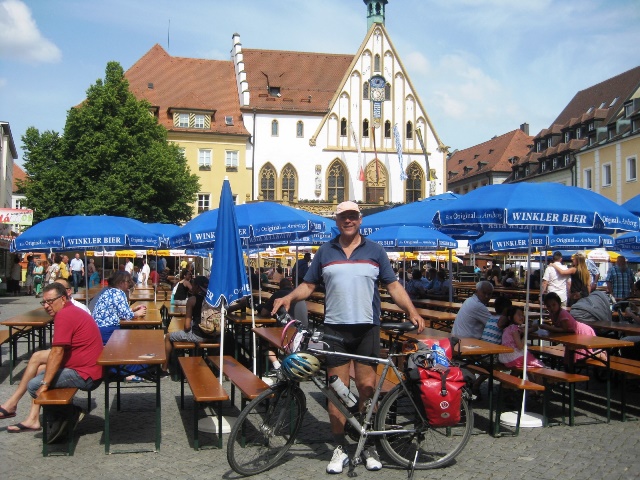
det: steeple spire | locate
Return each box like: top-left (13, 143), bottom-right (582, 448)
top-left (363, 0), bottom-right (388, 29)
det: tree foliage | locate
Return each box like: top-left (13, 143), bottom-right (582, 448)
top-left (20, 62), bottom-right (200, 223)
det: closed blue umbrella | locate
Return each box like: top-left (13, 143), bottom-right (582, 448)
top-left (205, 179), bottom-right (251, 380)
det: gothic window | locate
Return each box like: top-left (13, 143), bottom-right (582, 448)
top-left (271, 120), bottom-right (279, 136)
top-left (406, 121), bottom-right (413, 139)
top-left (296, 121), bottom-right (304, 138)
top-left (384, 120), bottom-right (391, 138)
top-left (374, 54), bottom-right (381, 72)
top-left (259, 163), bottom-right (277, 200)
top-left (405, 162), bottom-right (424, 203)
top-left (362, 119), bottom-right (370, 137)
top-left (281, 164), bottom-right (297, 201)
top-left (327, 160), bottom-right (347, 203)
top-left (365, 159), bottom-right (387, 203)
top-left (384, 83), bottom-right (391, 100)
top-left (340, 118), bottom-right (347, 137)
top-left (363, 81), bottom-right (369, 100)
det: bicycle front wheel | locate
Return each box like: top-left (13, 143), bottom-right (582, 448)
top-left (376, 384), bottom-right (472, 469)
top-left (227, 382), bottom-right (307, 476)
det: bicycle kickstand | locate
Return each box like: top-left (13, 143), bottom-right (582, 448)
top-left (347, 457), bottom-right (360, 478)
top-left (407, 450), bottom-right (419, 480)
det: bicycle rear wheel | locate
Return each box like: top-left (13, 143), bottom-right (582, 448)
top-left (376, 384), bottom-right (472, 469)
top-left (227, 382), bottom-right (307, 476)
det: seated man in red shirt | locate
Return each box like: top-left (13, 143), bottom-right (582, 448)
top-left (3, 282), bottom-right (103, 433)
top-left (148, 268), bottom-right (159, 286)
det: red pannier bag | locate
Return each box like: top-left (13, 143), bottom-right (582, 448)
top-left (405, 339), bottom-right (465, 428)
top-left (414, 365), bottom-right (465, 427)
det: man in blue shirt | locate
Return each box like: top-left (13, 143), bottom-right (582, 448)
top-left (606, 255), bottom-right (636, 301)
top-left (273, 201), bottom-right (424, 473)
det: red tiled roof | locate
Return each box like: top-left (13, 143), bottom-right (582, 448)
top-left (446, 129), bottom-right (533, 184)
top-left (552, 66), bottom-right (640, 127)
top-left (241, 49), bottom-right (354, 113)
top-left (12, 163), bottom-right (26, 193)
top-left (125, 44), bottom-right (249, 136)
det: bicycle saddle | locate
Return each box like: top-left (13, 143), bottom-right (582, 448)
top-left (380, 322), bottom-right (418, 332)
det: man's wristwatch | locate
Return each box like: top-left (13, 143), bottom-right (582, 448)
top-left (40, 381), bottom-right (48, 387)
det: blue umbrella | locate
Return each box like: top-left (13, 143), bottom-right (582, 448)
top-left (436, 182), bottom-right (639, 426)
top-left (622, 194), bottom-right (640, 216)
top-left (614, 232), bottom-right (640, 251)
top-left (12, 215), bottom-right (161, 251)
top-left (366, 225), bottom-right (458, 250)
top-left (362, 193), bottom-right (479, 239)
top-left (437, 183), bottom-right (638, 233)
top-left (205, 179), bottom-right (251, 379)
top-left (169, 202), bottom-right (318, 249)
top-left (470, 229), bottom-right (613, 253)
top-left (144, 223), bottom-right (182, 247)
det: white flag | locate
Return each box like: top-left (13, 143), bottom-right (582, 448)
top-left (350, 122), bottom-right (364, 182)
top-left (393, 124), bottom-right (408, 181)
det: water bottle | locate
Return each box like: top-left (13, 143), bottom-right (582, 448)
top-left (329, 375), bottom-right (358, 409)
top-left (431, 343), bottom-right (449, 367)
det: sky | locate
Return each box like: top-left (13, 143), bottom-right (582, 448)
top-left (1, 0), bottom-right (640, 165)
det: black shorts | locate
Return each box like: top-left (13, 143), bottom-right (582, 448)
top-left (323, 324), bottom-right (380, 368)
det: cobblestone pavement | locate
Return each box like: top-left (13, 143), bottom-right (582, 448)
top-left (1, 294), bottom-right (639, 480)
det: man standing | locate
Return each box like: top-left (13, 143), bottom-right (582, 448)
top-left (542, 251), bottom-right (570, 306)
top-left (59, 255), bottom-right (71, 281)
top-left (273, 201), bottom-right (424, 474)
top-left (452, 281), bottom-right (494, 339)
top-left (292, 252), bottom-right (311, 286)
top-left (157, 256), bottom-right (167, 275)
top-left (124, 258), bottom-right (134, 275)
top-left (140, 259), bottom-right (151, 286)
top-left (70, 253), bottom-right (85, 294)
top-left (2, 282), bottom-right (103, 433)
top-left (606, 255), bottom-right (636, 301)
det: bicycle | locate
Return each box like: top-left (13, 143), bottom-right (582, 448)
top-left (226, 314), bottom-right (473, 477)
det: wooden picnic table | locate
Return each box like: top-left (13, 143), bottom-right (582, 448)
top-left (120, 308), bottom-right (162, 328)
top-left (380, 302), bottom-right (456, 330)
top-left (72, 286), bottom-right (105, 302)
top-left (96, 329), bottom-right (166, 454)
top-left (128, 290), bottom-right (156, 302)
top-left (586, 319), bottom-right (640, 336)
top-left (130, 300), bottom-right (170, 310)
top-left (1, 308), bottom-right (53, 384)
top-left (533, 330), bottom-right (633, 422)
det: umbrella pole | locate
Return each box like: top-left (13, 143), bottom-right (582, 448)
top-left (84, 251), bottom-right (89, 305)
top-left (251, 303), bottom-right (257, 375)
top-left (219, 300), bottom-right (226, 385)
top-left (448, 249), bottom-right (453, 303)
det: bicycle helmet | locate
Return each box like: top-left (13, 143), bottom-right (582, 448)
top-left (280, 352), bottom-right (321, 381)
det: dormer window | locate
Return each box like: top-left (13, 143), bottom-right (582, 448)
top-left (178, 113), bottom-right (189, 128)
top-left (625, 101), bottom-right (634, 118)
top-left (547, 138), bottom-right (552, 148)
top-left (552, 158), bottom-right (558, 169)
top-left (514, 170), bottom-right (519, 179)
top-left (541, 161), bottom-right (547, 172)
top-left (463, 166), bottom-right (473, 175)
top-left (564, 132), bottom-right (570, 143)
top-left (564, 153), bottom-right (570, 166)
top-left (477, 161), bottom-right (487, 170)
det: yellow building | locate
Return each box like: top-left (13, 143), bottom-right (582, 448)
top-left (575, 95), bottom-right (640, 204)
top-left (125, 45), bottom-right (251, 214)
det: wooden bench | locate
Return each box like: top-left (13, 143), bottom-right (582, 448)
top-left (492, 370), bottom-right (545, 437)
top-left (0, 329), bottom-right (10, 365)
top-left (209, 355), bottom-right (269, 409)
top-left (178, 356), bottom-right (229, 450)
top-left (522, 368), bottom-right (589, 426)
top-left (34, 388), bottom-right (78, 456)
top-left (585, 356), bottom-right (640, 421)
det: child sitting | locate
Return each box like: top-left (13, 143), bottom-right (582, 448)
top-left (499, 307), bottom-right (544, 369)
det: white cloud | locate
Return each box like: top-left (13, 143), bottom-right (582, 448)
top-left (404, 51), bottom-right (430, 76)
top-left (0, 0), bottom-right (61, 63)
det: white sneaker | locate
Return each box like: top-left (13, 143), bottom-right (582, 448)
top-left (362, 446), bottom-right (382, 471)
top-left (326, 445), bottom-right (349, 474)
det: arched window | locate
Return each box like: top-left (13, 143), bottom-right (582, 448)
top-left (340, 118), bottom-right (347, 137)
top-left (363, 81), bottom-right (369, 100)
top-left (405, 162), bottom-right (424, 203)
top-left (406, 121), bottom-right (413, 139)
top-left (271, 120), bottom-right (279, 136)
top-left (384, 82), bottom-right (391, 101)
top-left (374, 54), bottom-right (381, 72)
top-left (259, 163), bottom-right (277, 200)
top-left (362, 119), bottom-right (370, 137)
top-left (364, 159), bottom-right (388, 203)
top-left (384, 120), bottom-right (391, 138)
top-left (296, 121), bottom-right (304, 138)
top-left (281, 164), bottom-right (297, 202)
top-left (327, 160), bottom-right (347, 203)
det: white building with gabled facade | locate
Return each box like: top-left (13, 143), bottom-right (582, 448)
top-left (233, 0), bottom-right (446, 213)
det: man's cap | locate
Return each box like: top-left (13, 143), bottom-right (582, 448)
top-left (193, 276), bottom-right (209, 289)
top-left (335, 201), bottom-right (361, 215)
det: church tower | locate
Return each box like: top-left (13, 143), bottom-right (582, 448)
top-left (364, 0), bottom-right (388, 28)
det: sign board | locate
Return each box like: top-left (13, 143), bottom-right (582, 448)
top-left (0, 208), bottom-right (33, 226)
